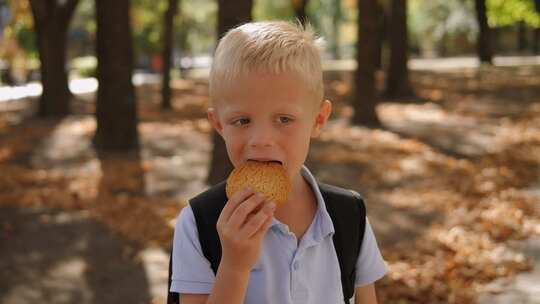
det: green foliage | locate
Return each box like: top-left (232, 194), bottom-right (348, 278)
top-left (3, 0), bottom-right (37, 57)
top-left (487, 0), bottom-right (540, 27)
top-left (410, 0), bottom-right (477, 40)
top-left (253, 0), bottom-right (346, 57)
top-left (71, 56), bottom-right (97, 78)
top-left (132, 0), bottom-right (168, 55)
top-left (130, 0), bottom-right (217, 56)
top-left (180, 0), bottom-right (216, 54)
top-left (68, 0), bottom-right (95, 59)
top-left (253, 0), bottom-right (294, 21)
top-left (307, 0), bottom-right (342, 56)
top-left (9, 0), bottom-right (536, 72)
top-left (11, 19), bottom-right (36, 57)
top-left (307, 0), bottom-right (328, 37)
top-left (408, 0), bottom-right (478, 56)
top-left (71, 0), bottom-right (95, 35)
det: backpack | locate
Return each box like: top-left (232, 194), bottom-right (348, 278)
top-left (167, 180), bottom-right (366, 304)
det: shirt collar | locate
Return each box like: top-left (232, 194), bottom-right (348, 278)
top-left (300, 165), bottom-right (336, 240)
top-left (270, 165), bottom-right (335, 241)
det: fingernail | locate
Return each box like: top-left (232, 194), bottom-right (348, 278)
top-left (267, 202), bottom-right (276, 210)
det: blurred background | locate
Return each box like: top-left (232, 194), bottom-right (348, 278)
top-left (0, 0), bottom-right (539, 303)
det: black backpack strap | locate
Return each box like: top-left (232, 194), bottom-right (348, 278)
top-left (189, 181), bottom-right (228, 274)
top-left (167, 251), bottom-right (179, 304)
top-left (319, 182), bottom-right (366, 303)
top-left (167, 181), bottom-right (227, 304)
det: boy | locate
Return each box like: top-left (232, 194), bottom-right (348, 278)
top-left (170, 21), bottom-right (387, 303)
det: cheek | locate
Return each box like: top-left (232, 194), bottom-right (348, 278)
top-left (222, 128), bottom-right (244, 156)
top-left (292, 122), bottom-right (314, 140)
top-left (282, 125), bottom-right (312, 154)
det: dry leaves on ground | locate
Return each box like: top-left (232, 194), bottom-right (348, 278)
top-left (1, 66), bottom-right (539, 303)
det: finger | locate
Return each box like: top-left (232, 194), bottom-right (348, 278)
top-left (227, 193), bottom-right (267, 230)
top-left (219, 186), bottom-right (254, 223)
top-left (240, 201), bottom-right (276, 239)
top-left (250, 205), bottom-right (276, 240)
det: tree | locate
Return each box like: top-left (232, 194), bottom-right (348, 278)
top-left (352, 0), bottom-right (382, 127)
top-left (385, 0), bottom-right (414, 98)
top-left (535, 0), bottom-right (540, 53)
top-left (28, 0), bottom-right (79, 117)
top-left (161, 0), bottom-right (180, 110)
top-left (292, 0), bottom-right (309, 25)
top-left (535, 28), bottom-right (540, 54)
top-left (217, 0), bottom-right (252, 37)
top-left (207, 0), bottom-right (253, 185)
top-left (487, 0), bottom-right (540, 54)
top-left (94, 0), bottom-right (139, 151)
top-left (517, 21), bottom-right (528, 52)
top-left (374, 1), bottom-right (385, 69)
top-left (331, 0), bottom-right (342, 59)
top-left (474, 0), bottom-right (493, 64)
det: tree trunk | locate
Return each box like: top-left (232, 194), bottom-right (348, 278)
top-left (352, 0), bottom-right (381, 127)
top-left (207, 0), bottom-right (253, 185)
top-left (374, 1), bottom-right (385, 70)
top-left (533, 28), bottom-right (540, 54)
top-left (217, 0), bottom-right (253, 39)
top-left (293, 0), bottom-right (309, 26)
top-left (29, 0), bottom-right (79, 117)
top-left (384, 0), bottom-right (414, 98)
top-left (161, 0), bottom-right (179, 110)
top-left (517, 21), bottom-right (527, 52)
top-left (532, 0), bottom-right (539, 53)
top-left (94, 0), bottom-right (139, 151)
top-left (331, 0), bottom-right (342, 59)
top-left (474, 0), bottom-right (493, 64)
top-left (439, 24), bottom-right (448, 57)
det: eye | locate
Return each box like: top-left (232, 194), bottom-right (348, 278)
top-left (232, 117), bottom-right (250, 126)
top-left (277, 116), bottom-right (293, 124)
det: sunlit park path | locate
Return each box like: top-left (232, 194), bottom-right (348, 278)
top-left (0, 73), bottom-right (160, 102)
top-left (2, 55), bottom-right (540, 103)
top-left (1, 56), bottom-right (540, 303)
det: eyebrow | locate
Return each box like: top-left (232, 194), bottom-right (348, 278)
top-left (224, 110), bottom-right (248, 117)
top-left (222, 103), bottom-right (305, 116)
top-left (275, 105), bottom-right (303, 115)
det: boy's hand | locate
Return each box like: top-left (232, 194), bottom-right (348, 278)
top-left (216, 187), bottom-right (276, 274)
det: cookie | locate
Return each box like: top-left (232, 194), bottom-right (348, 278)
top-left (226, 160), bottom-right (291, 206)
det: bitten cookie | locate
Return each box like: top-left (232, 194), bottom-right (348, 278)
top-left (226, 160), bottom-right (291, 206)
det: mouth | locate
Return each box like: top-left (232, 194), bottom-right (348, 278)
top-left (248, 158), bottom-right (283, 166)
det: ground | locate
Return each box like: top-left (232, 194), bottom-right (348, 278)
top-left (1, 60), bottom-right (539, 303)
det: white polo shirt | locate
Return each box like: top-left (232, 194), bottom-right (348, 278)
top-left (171, 165), bottom-right (387, 303)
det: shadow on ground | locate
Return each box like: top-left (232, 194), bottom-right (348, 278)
top-left (0, 207), bottom-right (151, 304)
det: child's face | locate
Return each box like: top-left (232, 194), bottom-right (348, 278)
top-left (208, 71), bottom-right (331, 181)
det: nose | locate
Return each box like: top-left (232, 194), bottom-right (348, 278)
top-left (248, 123), bottom-right (275, 148)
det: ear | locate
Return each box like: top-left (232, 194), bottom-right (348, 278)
top-left (311, 100), bottom-right (332, 138)
top-left (207, 107), bottom-right (224, 136)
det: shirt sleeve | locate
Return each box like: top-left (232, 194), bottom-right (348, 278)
top-left (354, 217), bottom-right (387, 287)
top-left (170, 205), bottom-right (215, 294)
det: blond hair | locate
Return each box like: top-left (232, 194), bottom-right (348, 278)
top-left (209, 21), bottom-right (324, 106)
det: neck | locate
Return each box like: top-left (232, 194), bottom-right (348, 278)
top-left (275, 169), bottom-right (313, 213)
